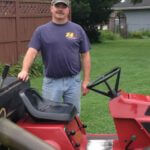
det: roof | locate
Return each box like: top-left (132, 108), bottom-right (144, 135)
top-left (113, 0), bottom-right (150, 10)
top-left (4, 0), bottom-right (51, 2)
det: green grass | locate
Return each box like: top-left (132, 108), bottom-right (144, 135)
top-left (31, 39), bottom-right (150, 134)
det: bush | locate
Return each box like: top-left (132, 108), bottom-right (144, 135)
top-left (100, 30), bottom-right (122, 41)
top-left (128, 31), bottom-right (143, 39)
top-left (0, 55), bottom-right (43, 78)
top-left (128, 30), bottom-right (150, 39)
top-left (85, 26), bottom-right (101, 43)
top-left (142, 30), bottom-right (150, 38)
top-left (30, 56), bottom-right (43, 78)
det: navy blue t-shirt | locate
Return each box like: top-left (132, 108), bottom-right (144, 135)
top-left (29, 21), bottom-right (90, 78)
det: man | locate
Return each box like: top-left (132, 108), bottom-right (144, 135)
top-left (18, 0), bottom-right (91, 114)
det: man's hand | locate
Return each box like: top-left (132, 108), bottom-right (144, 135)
top-left (18, 70), bottom-right (29, 81)
top-left (82, 80), bottom-right (90, 96)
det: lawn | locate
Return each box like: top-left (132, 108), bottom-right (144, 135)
top-left (31, 38), bottom-right (150, 134)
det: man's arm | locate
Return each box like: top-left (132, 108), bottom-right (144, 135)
top-left (81, 51), bottom-right (91, 96)
top-left (18, 48), bottom-right (38, 81)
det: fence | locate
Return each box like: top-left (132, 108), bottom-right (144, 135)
top-left (109, 11), bottom-right (128, 38)
top-left (0, 0), bottom-right (51, 64)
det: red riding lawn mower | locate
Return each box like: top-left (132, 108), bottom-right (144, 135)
top-left (0, 65), bottom-right (150, 150)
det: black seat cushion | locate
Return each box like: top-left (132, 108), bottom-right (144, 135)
top-left (19, 88), bottom-right (77, 122)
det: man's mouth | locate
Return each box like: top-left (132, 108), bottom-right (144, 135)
top-left (57, 13), bottom-right (64, 15)
top-left (56, 11), bottom-right (64, 15)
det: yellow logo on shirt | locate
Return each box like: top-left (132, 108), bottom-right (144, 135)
top-left (65, 32), bottom-right (77, 39)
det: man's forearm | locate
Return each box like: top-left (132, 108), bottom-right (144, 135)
top-left (18, 48), bottom-right (38, 81)
top-left (21, 48), bottom-right (38, 73)
top-left (81, 51), bottom-right (91, 82)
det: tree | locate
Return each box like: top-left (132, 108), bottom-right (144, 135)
top-left (71, 0), bottom-right (143, 42)
top-left (71, 0), bottom-right (120, 42)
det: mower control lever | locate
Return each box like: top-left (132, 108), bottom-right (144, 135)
top-left (2, 64), bottom-right (10, 79)
top-left (0, 64), bottom-right (10, 88)
top-left (87, 67), bottom-right (121, 98)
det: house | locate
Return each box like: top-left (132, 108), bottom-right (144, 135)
top-left (112, 0), bottom-right (150, 32)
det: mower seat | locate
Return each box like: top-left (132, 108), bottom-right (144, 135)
top-left (19, 88), bottom-right (77, 122)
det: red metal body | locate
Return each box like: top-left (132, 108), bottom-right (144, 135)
top-left (18, 116), bottom-right (87, 150)
top-left (110, 91), bottom-right (150, 149)
top-left (17, 91), bottom-right (150, 150)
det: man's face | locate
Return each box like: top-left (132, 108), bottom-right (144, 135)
top-left (51, 3), bottom-right (69, 20)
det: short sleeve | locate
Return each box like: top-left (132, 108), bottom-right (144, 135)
top-left (28, 27), bottom-right (42, 51)
top-left (79, 27), bottom-right (91, 53)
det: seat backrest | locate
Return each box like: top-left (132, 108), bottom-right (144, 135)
top-left (23, 89), bottom-right (43, 109)
top-left (19, 88), bottom-right (77, 122)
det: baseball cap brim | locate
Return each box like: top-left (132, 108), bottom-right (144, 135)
top-left (52, 0), bottom-right (69, 7)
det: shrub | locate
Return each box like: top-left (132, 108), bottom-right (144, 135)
top-left (85, 26), bottom-right (101, 43)
top-left (128, 31), bottom-right (143, 39)
top-left (0, 55), bottom-right (43, 78)
top-left (30, 56), bottom-right (43, 78)
top-left (142, 30), bottom-right (150, 38)
top-left (128, 30), bottom-right (150, 39)
top-left (100, 30), bottom-right (122, 41)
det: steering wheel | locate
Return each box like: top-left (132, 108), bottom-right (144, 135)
top-left (87, 67), bottom-right (121, 98)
